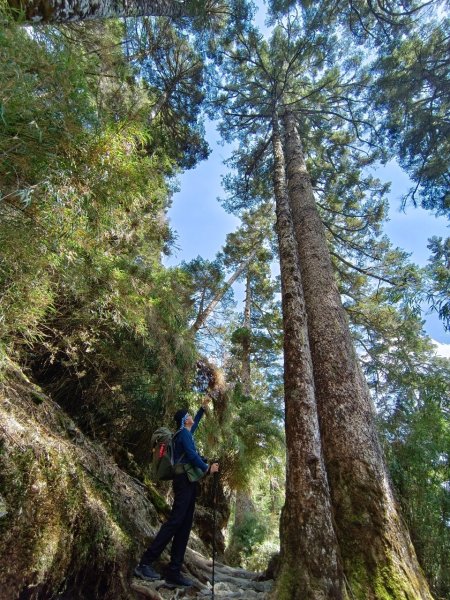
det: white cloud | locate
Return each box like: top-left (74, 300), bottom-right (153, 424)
top-left (433, 340), bottom-right (450, 359)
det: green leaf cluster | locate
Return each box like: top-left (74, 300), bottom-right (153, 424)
top-left (372, 18), bottom-right (450, 215)
top-left (378, 355), bottom-right (450, 598)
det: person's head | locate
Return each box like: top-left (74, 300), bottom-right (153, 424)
top-left (174, 408), bottom-right (193, 430)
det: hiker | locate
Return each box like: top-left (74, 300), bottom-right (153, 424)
top-left (135, 396), bottom-right (219, 587)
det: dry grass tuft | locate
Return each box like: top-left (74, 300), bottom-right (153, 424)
top-left (195, 359), bottom-right (228, 423)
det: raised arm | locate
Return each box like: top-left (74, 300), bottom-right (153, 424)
top-left (191, 395), bottom-right (211, 434)
top-left (190, 407), bottom-right (205, 435)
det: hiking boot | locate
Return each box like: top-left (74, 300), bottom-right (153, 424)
top-left (164, 572), bottom-right (193, 587)
top-left (134, 563), bottom-right (161, 581)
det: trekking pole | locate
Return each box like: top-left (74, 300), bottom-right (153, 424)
top-left (212, 469), bottom-right (218, 600)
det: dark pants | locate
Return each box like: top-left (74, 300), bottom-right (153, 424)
top-left (141, 473), bottom-right (198, 574)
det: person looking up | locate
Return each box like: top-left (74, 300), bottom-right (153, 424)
top-left (135, 395), bottom-right (219, 588)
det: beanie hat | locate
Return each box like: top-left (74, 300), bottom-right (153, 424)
top-left (174, 408), bottom-right (189, 430)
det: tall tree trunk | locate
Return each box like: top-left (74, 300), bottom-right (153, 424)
top-left (282, 108), bottom-right (432, 599)
top-left (148, 91), bottom-right (169, 123)
top-left (271, 112), bottom-right (343, 600)
top-left (191, 250), bottom-right (257, 334)
top-left (226, 271), bottom-right (255, 567)
top-left (241, 271), bottom-right (252, 395)
top-left (225, 489), bottom-right (256, 566)
top-left (8, 0), bottom-right (218, 23)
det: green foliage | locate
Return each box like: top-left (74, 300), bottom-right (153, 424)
top-left (182, 256), bottom-right (233, 321)
top-left (230, 326), bottom-right (251, 347)
top-left (1, 19), bottom-right (165, 341)
top-left (231, 511), bottom-right (267, 557)
top-left (125, 16), bottom-right (210, 169)
top-left (377, 355), bottom-right (450, 599)
top-left (0, 15), bottom-right (207, 466)
top-left (198, 383), bottom-right (283, 491)
top-left (372, 18), bottom-right (450, 215)
top-left (426, 237), bottom-right (450, 331)
top-left (241, 454), bottom-right (284, 570)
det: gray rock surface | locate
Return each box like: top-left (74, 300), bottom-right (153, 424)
top-left (131, 560), bottom-right (273, 599)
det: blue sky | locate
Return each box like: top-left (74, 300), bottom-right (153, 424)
top-left (164, 118), bottom-right (449, 354)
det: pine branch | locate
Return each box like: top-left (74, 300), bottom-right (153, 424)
top-left (330, 250), bottom-right (397, 286)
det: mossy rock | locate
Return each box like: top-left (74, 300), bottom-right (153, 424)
top-left (0, 366), bottom-right (160, 599)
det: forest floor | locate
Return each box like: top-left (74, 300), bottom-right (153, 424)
top-left (131, 553), bottom-right (273, 599)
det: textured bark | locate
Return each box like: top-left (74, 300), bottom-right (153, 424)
top-left (282, 109), bottom-right (432, 599)
top-left (241, 271), bottom-right (252, 395)
top-left (8, 0), bottom-right (217, 23)
top-left (271, 113), bottom-right (343, 600)
top-left (148, 91), bottom-right (169, 123)
top-left (191, 250), bottom-right (257, 334)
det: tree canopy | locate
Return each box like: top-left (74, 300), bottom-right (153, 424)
top-left (0, 1), bottom-right (449, 598)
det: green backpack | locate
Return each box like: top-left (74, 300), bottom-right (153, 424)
top-left (150, 428), bottom-right (183, 481)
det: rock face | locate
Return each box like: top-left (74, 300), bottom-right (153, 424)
top-left (0, 361), bottom-right (161, 599)
top-left (131, 554), bottom-right (273, 599)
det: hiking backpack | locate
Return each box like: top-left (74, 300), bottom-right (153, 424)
top-left (150, 427), bottom-right (182, 481)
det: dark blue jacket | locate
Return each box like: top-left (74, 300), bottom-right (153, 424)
top-left (173, 407), bottom-right (208, 473)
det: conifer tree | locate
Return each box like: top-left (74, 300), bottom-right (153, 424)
top-left (272, 111), bottom-right (344, 598)
top-left (215, 20), bottom-right (347, 594)
top-left (220, 206), bottom-right (278, 566)
top-left (426, 237), bottom-right (450, 331)
top-left (282, 108), bottom-right (431, 599)
top-left (213, 11), bottom-right (433, 597)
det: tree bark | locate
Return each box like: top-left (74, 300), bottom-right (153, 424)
top-left (7, 0), bottom-right (218, 23)
top-left (241, 271), bottom-right (252, 395)
top-left (148, 90), bottom-right (169, 123)
top-left (271, 112), bottom-right (343, 600)
top-left (282, 108), bottom-right (433, 599)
